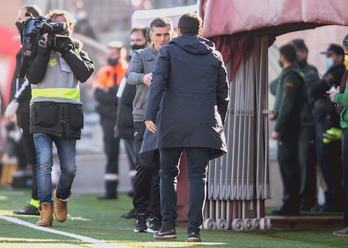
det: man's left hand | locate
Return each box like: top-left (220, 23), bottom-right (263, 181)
top-left (326, 86), bottom-right (340, 103)
top-left (271, 131), bottom-right (279, 140)
top-left (145, 120), bottom-right (156, 133)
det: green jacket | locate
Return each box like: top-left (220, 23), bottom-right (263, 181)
top-left (273, 64), bottom-right (305, 132)
top-left (298, 62), bottom-right (319, 127)
top-left (334, 75), bottom-right (348, 129)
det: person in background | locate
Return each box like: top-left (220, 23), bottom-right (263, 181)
top-left (5, 4), bottom-right (42, 215)
top-left (327, 35), bottom-right (348, 236)
top-left (93, 41), bottom-right (127, 200)
top-left (270, 44), bottom-right (305, 215)
top-left (143, 13), bottom-right (229, 242)
top-left (117, 26), bottom-right (149, 219)
top-left (26, 9), bottom-right (94, 227)
top-left (291, 39), bottom-right (319, 211)
top-left (126, 17), bottom-right (174, 233)
top-left (308, 44), bottom-right (346, 212)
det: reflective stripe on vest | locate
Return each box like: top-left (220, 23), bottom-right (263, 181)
top-left (32, 87), bottom-right (80, 100)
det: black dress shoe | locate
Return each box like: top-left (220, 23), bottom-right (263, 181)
top-left (97, 195), bottom-right (117, 200)
top-left (299, 203), bottom-right (316, 211)
top-left (120, 208), bottom-right (136, 219)
top-left (271, 205), bottom-right (299, 215)
top-left (320, 204), bottom-right (344, 212)
top-left (310, 204), bottom-right (324, 211)
top-left (13, 204), bottom-right (40, 215)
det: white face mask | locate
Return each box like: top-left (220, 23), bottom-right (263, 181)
top-left (325, 58), bottom-right (334, 69)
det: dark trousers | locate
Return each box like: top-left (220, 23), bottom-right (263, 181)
top-left (315, 120), bottom-right (343, 207)
top-left (341, 129), bottom-right (348, 225)
top-left (159, 147), bottom-right (210, 229)
top-left (132, 122), bottom-right (161, 218)
top-left (298, 126), bottom-right (317, 207)
top-left (277, 126), bottom-right (301, 208)
top-left (17, 112), bottom-right (38, 201)
top-left (100, 116), bottom-right (120, 196)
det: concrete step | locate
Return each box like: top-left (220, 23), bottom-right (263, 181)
top-left (268, 215), bottom-right (344, 229)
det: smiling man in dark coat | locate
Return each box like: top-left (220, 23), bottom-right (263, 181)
top-left (143, 13), bottom-right (229, 242)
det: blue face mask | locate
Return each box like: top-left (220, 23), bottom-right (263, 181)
top-left (325, 58), bottom-right (334, 69)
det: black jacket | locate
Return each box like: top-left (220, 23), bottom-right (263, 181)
top-left (9, 48), bottom-right (31, 113)
top-left (114, 81), bottom-right (136, 139)
top-left (26, 40), bottom-right (94, 139)
top-left (142, 33), bottom-right (229, 160)
top-left (308, 64), bottom-right (345, 125)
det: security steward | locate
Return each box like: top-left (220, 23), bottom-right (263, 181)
top-left (93, 41), bottom-right (127, 199)
top-left (270, 44), bottom-right (305, 215)
top-left (308, 44), bottom-right (346, 212)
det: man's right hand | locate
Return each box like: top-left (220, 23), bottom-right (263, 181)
top-left (5, 100), bottom-right (19, 119)
top-left (145, 120), bottom-right (156, 133)
top-left (143, 73), bottom-right (153, 87)
top-left (38, 34), bottom-right (50, 56)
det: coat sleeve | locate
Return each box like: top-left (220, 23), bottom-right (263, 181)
top-left (144, 48), bottom-right (170, 122)
top-left (269, 77), bottom-right (279, 96)
top-left (334, 91), bottom-right (348, 108)
top-left (26, 47), bottom-right (50, 84)
top-left (61, 49), bottom-right (94, 83)
top-left (273, 73), bottom-right (302, 132)
top-left (14, 79), bottom-right (31, 103)
top-left (126, 51), bottom-right (146, 85)
top-left (215, 57), bottom-right (229, 125)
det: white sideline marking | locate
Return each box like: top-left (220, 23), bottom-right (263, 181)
top-left (0, 216), bottom-right (124, 247)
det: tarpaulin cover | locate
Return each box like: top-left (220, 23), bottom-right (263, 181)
top-left (200, 0), bottom-right (348, 80)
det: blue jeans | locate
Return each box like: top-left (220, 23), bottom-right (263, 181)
top-left (33, 133), bottom-right (76, 207)
top-left (159, 147), bottom-right (210, 229)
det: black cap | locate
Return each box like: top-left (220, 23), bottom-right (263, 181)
top-left (320, 44), bottom-right (344, 56)
top-left (291, 39), bottom-right (307, 50)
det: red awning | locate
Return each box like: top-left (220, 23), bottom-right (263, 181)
top-left (200, 0), bottom-right (348, 80)
top-left (201, 0), bottom-right (348, 38)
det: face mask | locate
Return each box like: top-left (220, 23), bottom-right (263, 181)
top-left (296, 57), bottom-right (307, 68)
top-left (107, 57), bottom-right (119, 66)
top-left (128, 43), bottom-right (147, 60)
top-left (278, 59), bottom-right (283, 68)
top-left (131, 43), bottom-right (147, 51)
top-left (15, 21), bottom-right (23, 33)
top-left (325, 58), bottom-right (334, 69)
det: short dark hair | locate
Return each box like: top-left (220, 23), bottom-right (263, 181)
top-left (149, 17), bottom-right (173, 33)
top-left (21, 5), bottom-right (42, 17)
top-left (130, 26), bottom-right (148, 40)
top-left (178, 12), bottom-right (203, 35)
top-left (279, 44), bottom-right (296, 63)
top-left (343, 34), bottom-right (348, 51)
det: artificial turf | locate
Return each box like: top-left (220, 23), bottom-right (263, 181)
top-left (0, 187), bottom-right (347, 247)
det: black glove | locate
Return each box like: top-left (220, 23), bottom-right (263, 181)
top-left (38, 39), bottom-right (50, 56)
top-left (56, 37), bottom-right (74, 56)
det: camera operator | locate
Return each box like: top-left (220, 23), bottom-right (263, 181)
top-left (25, 9), bottom-right (94, 227)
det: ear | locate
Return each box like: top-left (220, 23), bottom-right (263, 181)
top-left (149, 31), bottom-right (153, 42)
top-left (198, 28), bottom-right (202, 36)
top-left (178, 28), bottom-right (182, 36)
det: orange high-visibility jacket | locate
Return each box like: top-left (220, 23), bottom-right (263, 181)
top-left (93, 63), bottom-right (127, 88)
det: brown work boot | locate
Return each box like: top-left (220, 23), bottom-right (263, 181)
top-left (54, 189), bottom-right (71, 222)
top-left (37, 202), bottom-right (53, 227)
